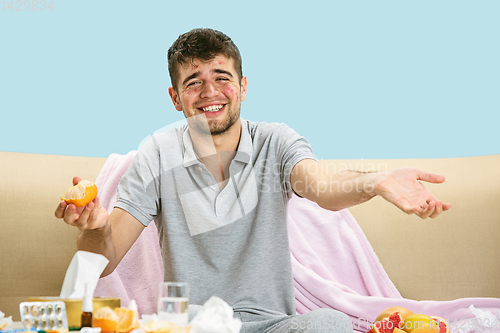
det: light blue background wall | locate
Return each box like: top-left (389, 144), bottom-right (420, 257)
top-left (1, 0), bottom-right (499, 159)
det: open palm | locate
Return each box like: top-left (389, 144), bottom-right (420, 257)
top-left (374, 167), bottom-right (451, 219)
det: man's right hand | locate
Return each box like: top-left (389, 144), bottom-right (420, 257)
top-left (54, 176), bottom-right (109, 230)
top-left (55, 176), bottom-right (145, 277)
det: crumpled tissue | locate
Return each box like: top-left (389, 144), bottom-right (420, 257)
top-left (455, 305), bottom-right (500, 333)
top-left (189, 296), bottom-right (242, 333)
top-left (0, 310), bottom-right (13, 330)
top-left (60, 251), bottom-right (109, 298)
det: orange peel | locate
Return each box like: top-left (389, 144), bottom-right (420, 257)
top-left (143, 321), bottom-right (174, 333)
top-left (92, 307), bottom-right (118, 332)
top-left (60, 180), bottom-right (98, 207)
top-left (115, 307), bottom-right (140, 333)
top-left (92, 306), bottom-right (141, 333)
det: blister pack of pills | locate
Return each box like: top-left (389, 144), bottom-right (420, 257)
top-left (19, 301), bottom-right (68, 331)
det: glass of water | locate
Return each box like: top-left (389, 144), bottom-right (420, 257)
top-left (158, 282), bottom-right (189, 325)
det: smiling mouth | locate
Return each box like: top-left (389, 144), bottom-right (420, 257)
top-left (198, 104), bottom-right (225, 112)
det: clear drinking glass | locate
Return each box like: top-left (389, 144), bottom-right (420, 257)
top-left (158, 282), bottom-right (190, 325)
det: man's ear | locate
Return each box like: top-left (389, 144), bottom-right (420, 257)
top-left (168, 86), bottom-right (183, 111)
top-left (240, 76), bottom-right (248, 102)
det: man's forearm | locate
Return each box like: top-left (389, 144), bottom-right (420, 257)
top-left (77, 223), bottom-right (117, 277)
top-left (318, 170), bottom-right (380, 211)
top-left (293, 169), bottom-right (381, 211)
top-left (292, 159), bottom-right (450, 218)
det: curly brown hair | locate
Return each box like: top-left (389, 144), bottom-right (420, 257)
top-left (167, 28), bottom-right (243, 91)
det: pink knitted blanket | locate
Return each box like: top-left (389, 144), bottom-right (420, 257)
top-left (94, 151), bottom-right (500, 332)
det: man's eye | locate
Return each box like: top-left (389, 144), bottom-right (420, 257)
top-left (187, 81), bottom-right (201, 87)
top-left (216, 77), bottom-right (229, 82)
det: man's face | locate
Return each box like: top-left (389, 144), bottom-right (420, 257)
top-left (168, 55), bottom-right (247, 136)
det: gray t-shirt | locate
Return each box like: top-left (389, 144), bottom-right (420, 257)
top-left (115, 118), bottom-right (317, 316)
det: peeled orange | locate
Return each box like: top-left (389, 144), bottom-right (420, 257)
top-left (60, 180), bottom-right (98, 207)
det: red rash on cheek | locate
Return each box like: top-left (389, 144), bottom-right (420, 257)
top-left (225, 86), bottom-right (236, 99)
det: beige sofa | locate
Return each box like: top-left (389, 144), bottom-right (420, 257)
top-left (1, 151), bottom-right (499, 321)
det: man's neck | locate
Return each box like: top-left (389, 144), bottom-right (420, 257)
top-left (189, 119), bottom-right (242, 186)
top-left (189, 118), bottom-right (242, 158)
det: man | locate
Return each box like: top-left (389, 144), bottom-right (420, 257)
top-left (55, 28), bottom-right (450, 332)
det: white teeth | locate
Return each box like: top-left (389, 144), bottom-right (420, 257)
top-left (201, 105), bottom-right (223, 112)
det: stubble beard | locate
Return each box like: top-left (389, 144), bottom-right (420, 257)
top-left (208, 105), bottom-right (239, 135)
top-left (187, 103), bottom-right (240, 137)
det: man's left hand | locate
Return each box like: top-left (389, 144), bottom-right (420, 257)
top-left (373, 167), bottom-right (452, 219)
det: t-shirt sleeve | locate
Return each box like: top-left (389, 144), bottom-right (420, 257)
top-left (273, 123), bottom-right (318, 198)
top-left (114, 136), bottom-right (161, 226)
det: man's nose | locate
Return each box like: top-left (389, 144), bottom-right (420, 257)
top-left (200, 82), bottom-right (219, 98)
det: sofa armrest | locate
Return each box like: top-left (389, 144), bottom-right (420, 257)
top-left (0, 152), bottom-right (106, 320)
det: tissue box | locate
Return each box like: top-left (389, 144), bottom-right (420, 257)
top-left (27, 297), bottom-right (120, 329)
